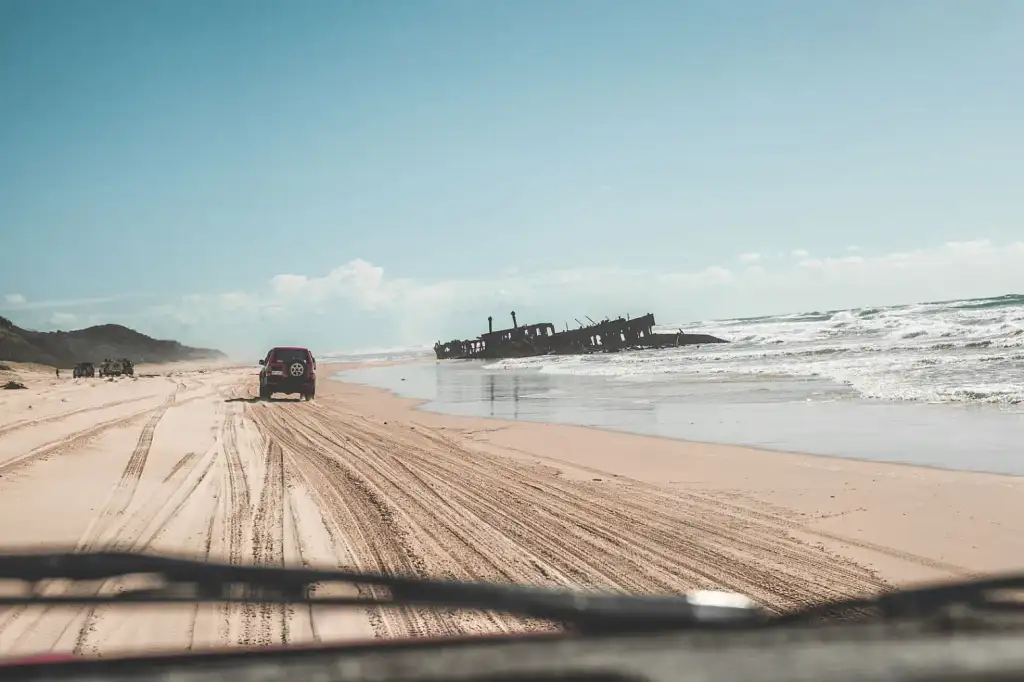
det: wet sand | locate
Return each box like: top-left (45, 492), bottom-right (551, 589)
top-left (0, 361), bottom-right (1021, 657)
top-left (339, 360), bottom-right (1024, 476)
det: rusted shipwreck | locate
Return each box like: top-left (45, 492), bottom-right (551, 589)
top-left (434, 311), bottom-right (728, 361)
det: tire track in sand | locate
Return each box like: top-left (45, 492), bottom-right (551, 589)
top-left (216, 405), bottom-right (252, 646)
top-left (221, 407), bottom-right (251, 563)
top-left (0, 390), bottom-right (207, 478)
top-left (71, 391), bottom-right (179, 653)
top-left (0, 395), bottom-right (156, 439)
top-left (490, 443), bottom-right (973, 578)
top-left (407, 423), bottom-right (890, 610)
top-left (163, 452), bottom-right (198, 482)
top-left (301, 408), bottom-right (744, 599)
top-left (283, 476), bottom-right (319, 643)
top-left (250, 396), bottom-right (890, 639)
top-left (70, 446), bottom-right (219, 655)
top-left (0, 391), bottom-right (181, 653)
top-left (250, 405), bottom-right (540, 637)
top-left (277, 441), bottom-right (437, 638)
top-left (186, 507), bottom-right (219, 650)
top-left (119, 449), bottom-right (219, 554)
top-left (79, 396), bottom-right (243, 652)
top-left (76, 391), bottom-right (179, 551)
top-left (258, 400), bottom-right (487, 638)
top-left (0, 408), bottom-right (155, 477)
top-left (243, 438), bottom-right (288, 646)
top-left (416, 431), bottom-right (885, 604)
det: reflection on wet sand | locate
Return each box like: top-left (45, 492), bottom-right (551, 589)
top-left (337, 362), bottom-right (1024, 476)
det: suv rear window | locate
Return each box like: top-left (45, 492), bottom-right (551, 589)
top-left (272, 349), bottom-right (309, 364)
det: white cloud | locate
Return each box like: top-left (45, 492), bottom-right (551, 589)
top-left (9, 238), bottom-right (1024, 355)
top-left (738, 252), bottom-right (762, 263)
top-left (150, 237), bottom-right (1024, 351)
top-left (50, 312), bottom-right (77, 327)
top-left (268, 259), bottom-right (399, 309)
top-left (659, 266), bottom-right (735, 287)
top-left (0, 293), bottom-right (150, 312)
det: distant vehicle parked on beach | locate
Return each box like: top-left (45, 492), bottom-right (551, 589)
top-left (99, 359), bottom-right (125, 377)
top-left (258, 346), bottom-right (316, 401)
top-left (72, 362), bottom-right (95, 378)
top-left (97, 358), bottom-right (134, 378)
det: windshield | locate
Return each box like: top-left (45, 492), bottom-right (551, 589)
top-left (271, 349), bottom-right (309, 364)
top-left (1, 0), bottom-right (1022, 662)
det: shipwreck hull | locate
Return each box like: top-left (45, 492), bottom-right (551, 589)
top-left (434, 312), bottom-right (727, 361)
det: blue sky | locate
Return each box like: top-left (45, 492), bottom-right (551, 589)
top-left (2, 0), bottom-right (1023, 356)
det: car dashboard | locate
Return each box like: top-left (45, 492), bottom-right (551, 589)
top-left (4, 620), bottom-right (1024, 682)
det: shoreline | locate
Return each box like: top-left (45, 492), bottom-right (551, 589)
top-left (334, 369), bottom-right (1023, 484)
top-left (1, 362), bottom-right (1023, 655)
top-left (330, 362), bottom-right (1024, 479)
top-left (325, 370), bottom-right (1024, 586)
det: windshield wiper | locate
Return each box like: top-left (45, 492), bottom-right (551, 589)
top-left (776, 573), bottom-right (1024, 627)
top-left (0, 551), bottom-right (764, 635)
top-left (5, 551), bottom-right (1019, 635)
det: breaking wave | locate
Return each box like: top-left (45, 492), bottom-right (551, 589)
top-left (483, 294), bottom-right (1024, 406)
top-left (322, 344), bottom-right (433, 365)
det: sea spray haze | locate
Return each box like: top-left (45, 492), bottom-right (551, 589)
top-left (484, 294), bottom-right (1024, 407)
top-left (321, 344), bottom-right (434, 366)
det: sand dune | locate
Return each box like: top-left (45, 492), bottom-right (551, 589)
top-left (0, 362), bottom-right (1021, 656)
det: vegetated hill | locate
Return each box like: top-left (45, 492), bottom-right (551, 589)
top-left (0, 316), bottom-right (227, 367)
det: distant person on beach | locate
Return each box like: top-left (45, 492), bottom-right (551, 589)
top-left (55, 368), bottom-right (60, 378)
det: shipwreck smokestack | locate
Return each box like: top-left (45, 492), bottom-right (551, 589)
top-left (488, 316), bottom-right (493, 334)
top-left (511, 311), bottom-right (518, 328)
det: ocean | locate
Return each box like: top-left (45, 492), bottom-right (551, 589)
top-left (332, 294), bottom-right (1024, 475)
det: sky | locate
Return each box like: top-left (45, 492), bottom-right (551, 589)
top-left (2, 0), bottom-right (1023, 357)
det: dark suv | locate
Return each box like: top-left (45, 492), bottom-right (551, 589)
top-left (258, 347), bottom-right (316, 400)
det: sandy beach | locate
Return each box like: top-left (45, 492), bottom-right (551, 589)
top-left (0, 360), bottom-right (1022, 657)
